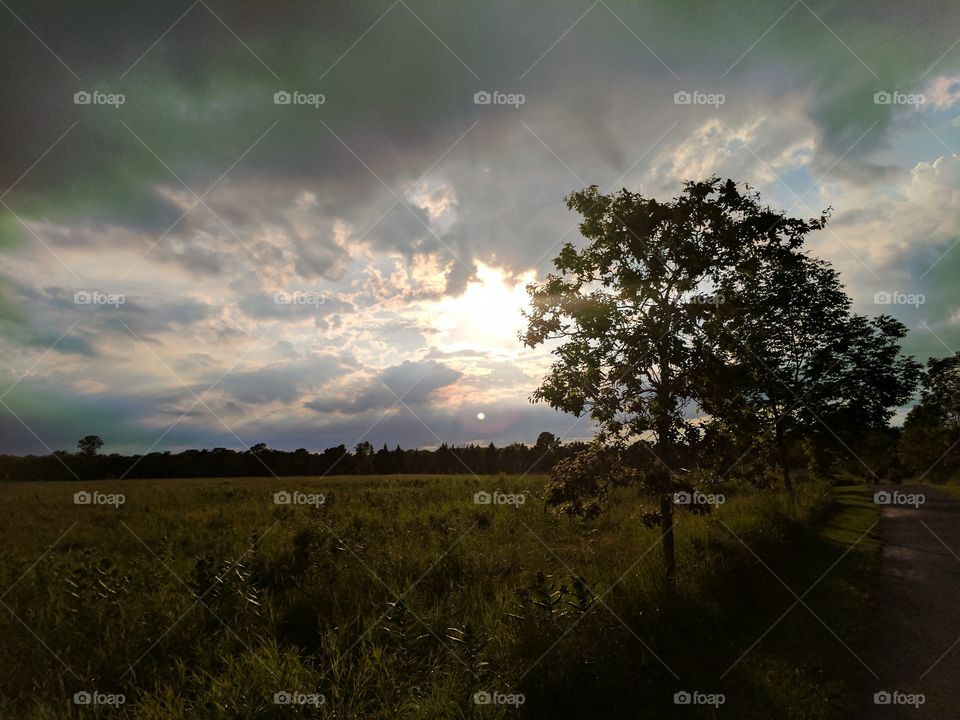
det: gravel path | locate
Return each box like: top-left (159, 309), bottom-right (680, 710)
top-left (865, 484), bottom-right (960, 719)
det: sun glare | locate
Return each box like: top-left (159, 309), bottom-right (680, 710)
top-left (434, 262), bottom-right (534, 352)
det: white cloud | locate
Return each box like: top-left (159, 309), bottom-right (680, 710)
top-left (925, 74), bottom-right (960, 110)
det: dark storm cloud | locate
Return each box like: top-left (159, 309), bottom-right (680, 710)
top-left (0, 362), bottom-right (585, 455)
top-left (6, 0), bottom-right (960, 261)
top-left (49, 285), bottom-right (211, 341)
top-left (305, 359), bottom-right (461, 414)
top-left (216, 352), bottom-right (358, 405)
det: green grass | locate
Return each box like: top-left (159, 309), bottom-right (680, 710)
top-left (0, 476), bottom-right (879, 718)
top-left (703, 485), bottom-right (882, 718)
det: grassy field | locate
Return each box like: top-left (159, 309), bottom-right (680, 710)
top-left (0, 476), bottom-right (879, 719)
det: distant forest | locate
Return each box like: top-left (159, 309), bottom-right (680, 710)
top-left (0, 425), bottom-right (917, 485)
top-left (0, 433), bottom-right (577, 482)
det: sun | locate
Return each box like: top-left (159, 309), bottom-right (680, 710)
top-left (434, 263), bottom-right (535, 352)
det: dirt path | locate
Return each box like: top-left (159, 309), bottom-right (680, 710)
top-left (865, 484), bottom-right (960, 719)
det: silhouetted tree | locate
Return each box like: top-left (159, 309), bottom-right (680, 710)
top-left (523, 178), bottom-right (824, 581)
top-left (901, 352), bottom-right (960, 480)
top-left (354, 441), bottom-right (374, 474)
top-left (77, 435), bottom-right (104, 456)
top-left (698, 251), bottom-right (920, 491)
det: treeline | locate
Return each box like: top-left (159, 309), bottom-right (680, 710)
top-left (900, 352), bottom-right (960, 481)
top-left (0, 433), bottom-right (577, 482)
top-left (1, 414), bottom-right (949, 486)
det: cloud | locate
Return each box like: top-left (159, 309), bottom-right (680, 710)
top-left (305, 359), bottom-right (461, 414)
top-left (4, 0), bottom-right (960, 452)
top-left (424, 347), bottom-right (488, 360)
top-left (216, 352), bottom-right (357, 405)
top-left (926, 74), bottom-right (960, 110)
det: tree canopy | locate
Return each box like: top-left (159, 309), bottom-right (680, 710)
top-left (901, 352), bottom-right (960, 480)
top-left (697, 250), bottom-right (920, 490)
top-left (523, 178), bottom-right (831, 578)
top-left (524, 177), bottom-right (923, 579)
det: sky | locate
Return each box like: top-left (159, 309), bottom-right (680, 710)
top-left (2, 0), bottom-right (960, 455)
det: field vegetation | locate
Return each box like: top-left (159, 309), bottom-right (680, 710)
top-left (0, 475), bottom-right (877, 719)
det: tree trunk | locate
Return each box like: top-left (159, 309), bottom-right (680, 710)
top-left (775, 425), bottom-right (794, 497)
top-left (780, 463), bottom-right (794, 496)
top-left (659, 490), bottom-right (676, 585)
top-left (657, 360), bottom-right (677, 587)
top-left (655, 331), bottom-right (677, 588)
